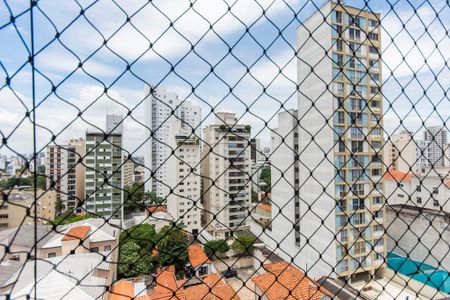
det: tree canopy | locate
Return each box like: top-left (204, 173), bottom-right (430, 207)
top-left (203, 240), bottom-right (230, 259)
top-left (231, 234), bottom-right (257, 255)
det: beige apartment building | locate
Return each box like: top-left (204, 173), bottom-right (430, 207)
top-left (46, 138), bottom-right (85, 211)
top-left (202, 112), bottom-right (252, 239)
top-left (122, 158), bottom-right (135, 188)
top-left (0, 187), bottom-right (56, 230)
top-left (383, 132), bottom-right (416, 173)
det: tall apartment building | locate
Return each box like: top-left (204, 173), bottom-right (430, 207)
top-left (67, 138), bottom-right (86, 210)
top-left (250, 138), bottom-right (261, 164)
top-left (270, 109), bottom-right (300, 247)
top-left (84, 115), bottom-right (123, 219)
top-left (46, 145), bottom-right (68, 208)
top-left (270, 2), bottom-right (385, 281)
top-left (424, 126), bottom-right (447, 167)
top-left (383, 132), bottom-right (416, 173)
top-left (122, 158), bottom-right (135, 187)
top-left (45, 138), bottom-right (85, 211)
top-left (202, 112), bottom-right (252, 239)
top-left (166, 120), bottom-right (202, 234)
top-left (144, 86), bottom-right (201, 198)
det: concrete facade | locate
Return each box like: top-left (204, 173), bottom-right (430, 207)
top-left (202, 112), bottom-right (252, 239)
top-left (294, 1), bottom-right (385, 280)
top-left (144, 86), bottom-right (201, 198)
top-left (166, 120), bottom-right (202, 234)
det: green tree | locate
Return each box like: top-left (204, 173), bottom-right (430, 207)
top-left (55, 199), bottom-right (65, 216)
top-left (203, 240), bottom-right (230, 259)
top-left (0, 177), bottom-right (33, 189)
top-left (144, 191), bottom-right (165, 205)
top-left (251, 189), bottom-right (258, 203)
top-left (231, 234), bottom-right (256, 255)
top-left (51, 212), bottom-right (93, 225)
top-left (157, 225), bottom-right (189, 274)
top-left (35, 165), bottom-right (46, 189)
top-left (118, 242), bottom-right (152, 278)
top-left (120, 223), bottom-right (157, 251)
top-left (260, 167), bottom-right (271, 193)
top-left (123, 182), bottom-right (145, 215)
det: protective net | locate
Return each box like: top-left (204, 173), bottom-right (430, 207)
top-left (0, 0), bottom-right (449, 299)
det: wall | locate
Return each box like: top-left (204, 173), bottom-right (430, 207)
top-left (213, 256), bottom-right (253, 273)
top-left (386, 206), bottom-right (450, 271)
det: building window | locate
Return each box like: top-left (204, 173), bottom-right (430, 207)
top-left (48, 252), bottom-right (56, 258)
top-left (416, 197), bottom-right (422, 204)
top-left (432, 187), bottom-right (439, 194)
top-left (91, 247), bottom-right (99, 253)
top-left (416, 185), bottom-right (421, 192)
top-left (433, 199), bottom-right (439, 207)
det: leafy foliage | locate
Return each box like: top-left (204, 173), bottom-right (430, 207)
top-left (118, 242), bottom-right (152, 278)
top-left (156, 225), bottom-right (189, 275)
top-left (231, 234), bottom-right (257, 255)
top-left (260, 167), bottom-right (271, 193)
top-left (123, 183), bottom-right (165, 215)
top-left (51, 212), bottom-right (93, 225)
top-left (120, 223), bottom-right (157, 251)
top-left (203, 240), bottom-right (230, 259)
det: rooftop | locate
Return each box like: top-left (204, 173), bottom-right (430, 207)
top-left (109, 267), bottom-right (240, 300)
top-left (5, 252), bottom-right (111, 300)
top-left (383, 169), bottom-right (414, 182)
top-left (62, 226), bottom-right (91, 241)
top-left (187, 243), bottom-right (210, 268)
top-left (251, 261), bottom-right (332, 300)
top-left (256, 203), bottom-right (272, 213)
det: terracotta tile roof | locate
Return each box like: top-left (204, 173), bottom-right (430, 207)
top-left (147, 206), bottom-right (168, 214)
top-left (187, 243), bottom-right (210, 268)
top-left (251, 261), bottom-right (332, 300)
top-left (149, 266), bottom-right (186, 300)
top-left (257, 203), bottom-right (272, 213)
top-left (383, 169), bottom-right (414, 183)
top-left (112, 265), bottom-right (238, 300)
top-left (110, 280), bottom-right (134, 300)
top-left (61, 225), bottom-right (91, 241)
top-left (182, 273), bottom-right (239, 300)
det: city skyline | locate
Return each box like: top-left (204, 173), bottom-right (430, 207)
top-left (0, 0), bottom-right (448, 157)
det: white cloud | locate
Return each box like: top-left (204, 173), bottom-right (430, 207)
top-left (381, 5), bottom-right (449, 79)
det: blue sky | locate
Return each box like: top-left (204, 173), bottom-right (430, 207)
top-left (0, 0), bottom-right (448, 157)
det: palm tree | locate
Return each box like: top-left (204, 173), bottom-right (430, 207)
top-left (55, 199), bottom-right (65, 216)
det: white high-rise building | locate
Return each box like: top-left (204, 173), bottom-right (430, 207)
top-left (166, 120), bottom-right (202, 234)
top-left (106, 114), bottom-right (123, 134)
top-left (202, 112), bottom-right (252, 239)
top-left (144, 86), bottom-right (201, 199)
top-left (269, 1), bottom-right (385, 281)
top-left (424, 126), bottom-right (447, 167)
top-left (270, 109), bottom-right (300, 249)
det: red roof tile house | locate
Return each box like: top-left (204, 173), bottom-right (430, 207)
top-left (251, 261), bottom-right (333, 300)
top-left (187, 243), bottom-right (214, 277)
top-left (109, 266), bottom-right (239, 300)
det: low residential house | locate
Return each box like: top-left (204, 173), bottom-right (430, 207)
top-left (123, 206), bottom-right (173, 231)
top-left (384, 169), bottom-right (450, 212)
top-left (187, 243), bottom-right (214, 277)
top-left (109, 266), bottom-right (239, 300)
top-left (251, 203), bottom-right (272, 228)
top-left (251, 261), bottom-right (333, 300)
top-left (1, 252), bottom-right (113, 299)
top-left (0, 218), bottom-right (120, 278)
